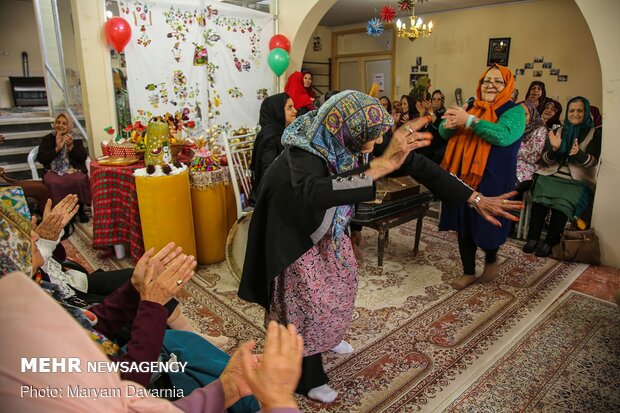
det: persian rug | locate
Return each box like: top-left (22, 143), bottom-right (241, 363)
top-left (67, 219), bottom-right (591, 412)
top-left (443, 291), bottom-right (620, 413)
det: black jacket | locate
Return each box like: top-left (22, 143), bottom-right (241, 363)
top-left (37, 133), bottom-right (88, 174)
top-left (238, 146), bottom-right (473, 309)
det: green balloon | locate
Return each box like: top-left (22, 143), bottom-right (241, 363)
top-left (267, 48), bottom-right (289, 77)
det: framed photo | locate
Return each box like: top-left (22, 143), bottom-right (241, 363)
top-left (416, 56), bottom-right (422, 66)
top-left (524, 63), bottom-right (533, 69)
top-left (410, 73), bottom-right (425, 88)
top-left (420, 65), bottom-right (428, 72)
top-left (534, 56), bottom-right (544, 63)
top-left (542, 62), bottom-right (552, 68)
top-left (557, 75), bottom-right (568, 82)
top-left (487, 37), bottom-right (511, 66)
top-left (412, 66), bottom-right (419, 73)
top-left (550, 68), bottom-right (560, 75)
top-left (515, 68), bottom-right (525, 75)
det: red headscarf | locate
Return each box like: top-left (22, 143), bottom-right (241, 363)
top-left (285, 71), bottom-right (314, 110)
top-left (440, 64), bottom-right (515, 189)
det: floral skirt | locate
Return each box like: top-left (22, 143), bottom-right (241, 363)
top-left (268, 233), bottom-right (357, 356)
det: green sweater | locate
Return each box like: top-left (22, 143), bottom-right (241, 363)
top-left (438, 105), bottom-right (525, 147)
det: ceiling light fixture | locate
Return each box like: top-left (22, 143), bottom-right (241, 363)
top-left (396, 1), bottom-right (433, 41)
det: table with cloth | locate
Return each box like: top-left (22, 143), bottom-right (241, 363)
top-left (90, 161), bottom-right (145, 263)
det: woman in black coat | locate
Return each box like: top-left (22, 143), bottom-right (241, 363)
top-left (238, 91), bottom-right (521, 404)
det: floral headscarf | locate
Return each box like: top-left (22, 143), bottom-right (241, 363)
top-left (282, 90), bottom-right (392, 254)
top-left (0, 186), bottom-right (32, 277)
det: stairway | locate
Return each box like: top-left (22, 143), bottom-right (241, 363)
top-left (0, 111), bottom-right (53, 180)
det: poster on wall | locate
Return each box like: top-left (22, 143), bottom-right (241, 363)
top-left (373, 73), bottom-right (385, 92)
top-left (120, 0), bottom-right (274, 132)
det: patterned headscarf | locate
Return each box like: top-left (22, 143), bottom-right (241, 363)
top-left (50, 113), bottom-right (74, 176)
top-left (0, 186), bottom-right (32, 277)
top-left (525, 81), bottom-right (547, 114)
top-left (559, 96), bottom-right (594, 156)
top-left (282, 90), bottom-right (393, 253)
top-left (522, 99), bottom-right (546, 139)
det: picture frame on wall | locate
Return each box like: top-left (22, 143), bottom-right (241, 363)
top-left (487, 37), bottom-right (511, 66)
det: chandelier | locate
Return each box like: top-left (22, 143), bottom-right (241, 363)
top-left (396, 2), bottom-right (433, 41)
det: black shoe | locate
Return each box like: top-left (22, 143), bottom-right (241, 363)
top-left (523, 240), bottom-right (538, 254)
top-left (535, 243), bottom-right (552, 257)
top-left (79, 212), bottom-right (89, 223)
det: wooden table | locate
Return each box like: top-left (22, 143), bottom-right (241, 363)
top-left (352, 189), bottom-right (433, 266)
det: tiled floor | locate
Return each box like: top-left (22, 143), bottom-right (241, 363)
top-left (568, 264), bottom-right (620, 303)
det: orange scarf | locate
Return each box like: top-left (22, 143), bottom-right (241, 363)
top-left (440, 65), bottom-right (515, 189)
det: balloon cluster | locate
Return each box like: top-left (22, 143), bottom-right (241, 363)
top-left (267, 34), bottom-right (290, 77)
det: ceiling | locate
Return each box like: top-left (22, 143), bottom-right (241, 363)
top-left (320, 0), bottom-right (530, 27)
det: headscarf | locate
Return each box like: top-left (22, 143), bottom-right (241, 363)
top-left (0, 186), bottom-right (32, 277)
top-left (440, 64), bottom-right (515, 189)
top-left (542, 99), bottom-right (562, 128)
top-left (522, 99), bottom-right (546, 139)
top-left (0, 273), bottom-right (184, 413)
top-left (250, 93), bottom-right (289, 190)
top-left (50, 113), bottom-right (74, 176)
top-left (285, 71), bottom-right (314, 110)
top-left (301, 70), bottom-right (317, 99)
top-left (525, 81), bottom-right (547, 114)
top-left (282, 90), bottom-right (392, 253)
top-left (558, 96), bottom-right (594, 156)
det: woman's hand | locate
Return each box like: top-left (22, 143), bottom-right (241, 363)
top-left (548, 129), bottom-right (562, 151)
top-left (132, 242), bottom-right (182, 292)
top-left (51, 194), bottom-right (79, 226)
top-left (138, 253), bottom-right (196, 305)
top-left (442, 105), bottom-right (470, 129)
top-left (238, 321), bottom-right (303, 411)
top-left (368, 117), bottom-right (433, 180)
top-left (469, 190), bottom-right (523, 227)
top-left (569, 139), bottom-right (579, 156)
top-left (63, 135), bottom-right (74, 151)
top-left (55, 133), bottom-right (65, 152)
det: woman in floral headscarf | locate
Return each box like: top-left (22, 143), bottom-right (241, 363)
top-left (239, 91), bottom-right (521, 403)
top-left (439, 64), bottom-right (526, 290)
top-left (515, 99), bottom-right (548, 193)
top-left (36, 113), bottom-right (91, 222)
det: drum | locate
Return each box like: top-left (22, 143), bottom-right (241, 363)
top-left (225, 211), bottom-right (252, 283)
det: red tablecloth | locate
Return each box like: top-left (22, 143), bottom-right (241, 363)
top-left (90, 161), bottom-right (145, 263)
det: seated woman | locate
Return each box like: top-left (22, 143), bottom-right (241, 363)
top-left (523, 96), bottom-right (601, 257)
top-left (515, 100), bottom-right (548, 194)
top-left (525, 80), bottom-right (548, 115)
top-left (36, 113), bottom-right (91, 222)
top-left (541, 98), bottom-right (563, 130)
top-left (416, 89), bottom-right (447, 164)
top-left (284, 71), bottom-right (317, 116)
top-left (249, 93), bottom-right (297, 205)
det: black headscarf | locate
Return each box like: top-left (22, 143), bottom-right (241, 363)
top-left (249, 93), bottom-right (290, 205)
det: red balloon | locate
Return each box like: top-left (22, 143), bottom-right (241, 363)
top-left (269, 34), bottom-right (290, 52)
top-left (104, 17), bottom-right (132, 53)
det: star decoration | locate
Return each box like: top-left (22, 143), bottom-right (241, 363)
top-left (380, 5), bottom-right (396, 23)
top-left (367, 17), bottom-right (384, 37)
top-left (398, 0), bottom-right (414, 12)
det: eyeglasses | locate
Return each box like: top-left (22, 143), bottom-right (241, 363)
top-left (480, 79), bottom-right (505, 88)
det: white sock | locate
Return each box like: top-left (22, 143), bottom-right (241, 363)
top-left (330, 340), bottom-right (353, 354)
top-left (307, 384), bottom-right (338, 403)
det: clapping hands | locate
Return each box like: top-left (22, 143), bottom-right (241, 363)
top-left (35, 194), bottom-right (79, 240)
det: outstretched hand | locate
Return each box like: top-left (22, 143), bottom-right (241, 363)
top-left (472, 190), bottom-right (523, 227)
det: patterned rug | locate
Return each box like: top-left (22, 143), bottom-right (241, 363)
top-left (443, 291), bottom-right (620, 413)
top-left (66, 219), bottom-right (591, 412)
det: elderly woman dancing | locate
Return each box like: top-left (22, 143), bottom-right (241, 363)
top-left (239, 91), bottom-right (521, 403)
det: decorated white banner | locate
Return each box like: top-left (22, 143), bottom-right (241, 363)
top-left (120, 0), bottom-right (274, 131)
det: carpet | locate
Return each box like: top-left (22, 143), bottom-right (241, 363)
top-left (66, 219), bottom-right (591, 412)
top-left (443, 291), bottom-right (620, 413)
